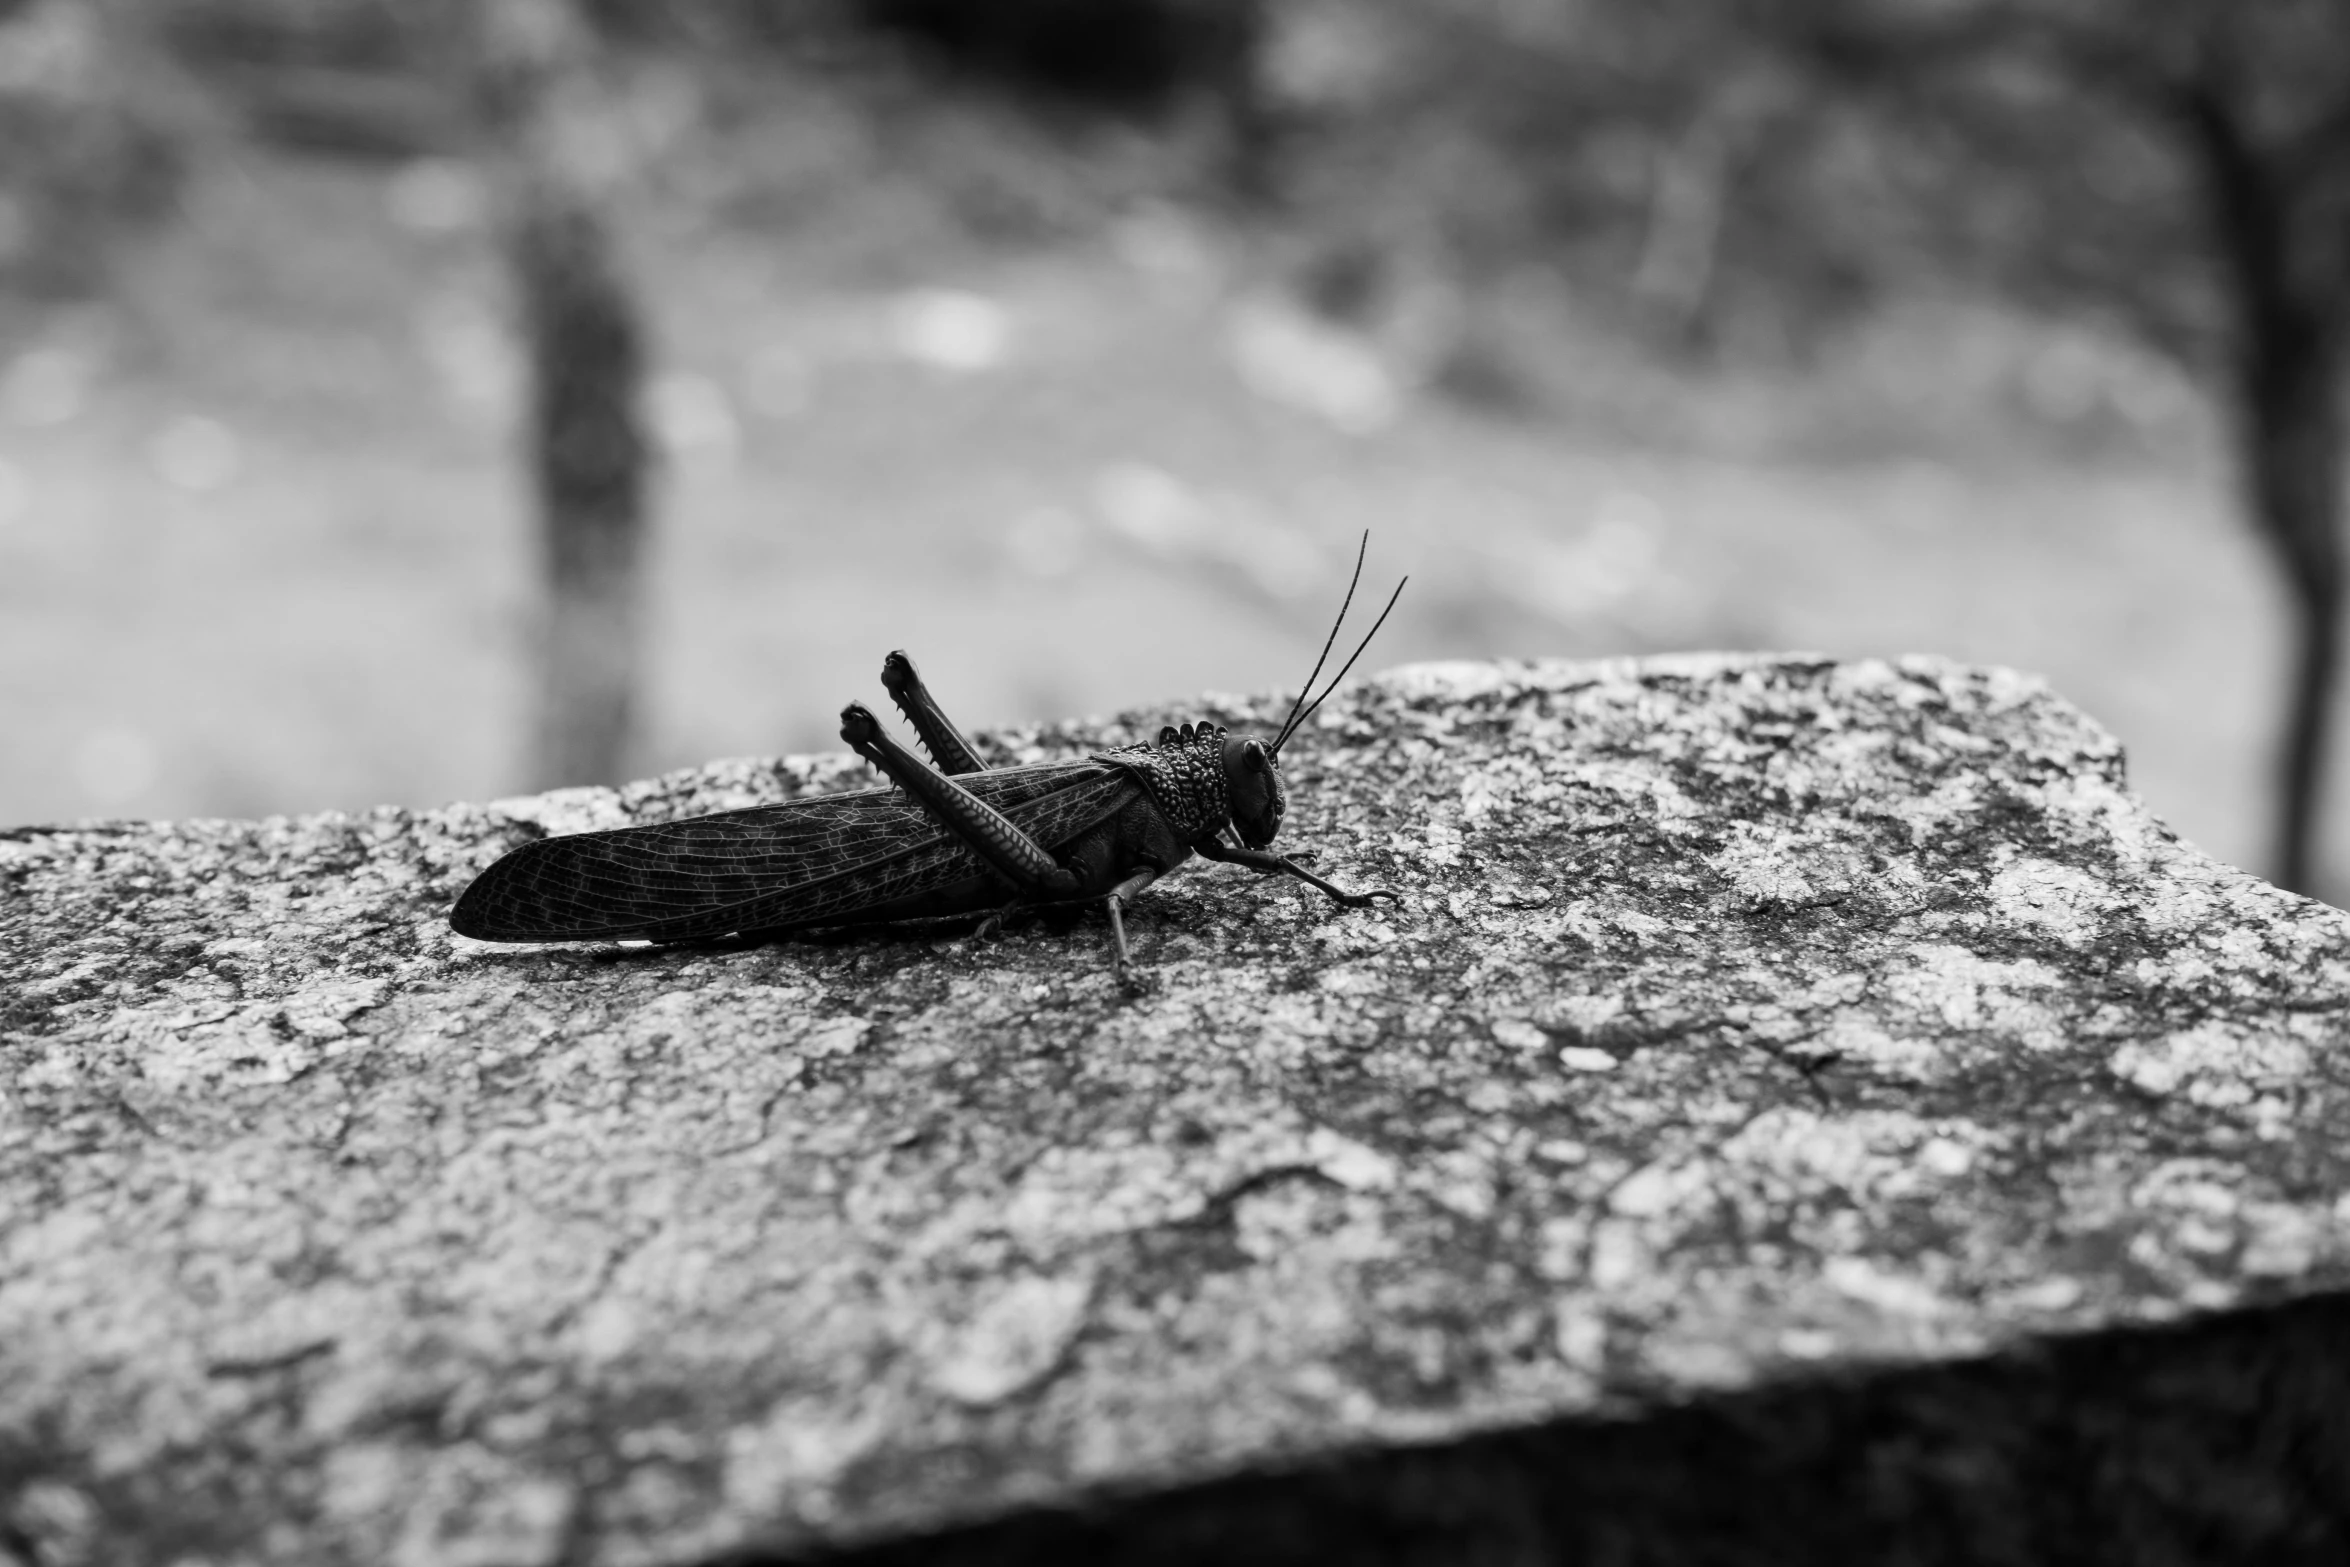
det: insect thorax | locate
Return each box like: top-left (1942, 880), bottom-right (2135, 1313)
top-left (1096, 722), bottom-right (1232, 841)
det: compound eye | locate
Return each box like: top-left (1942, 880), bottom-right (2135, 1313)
top-left (1243, 742), bottom-right (1268, 774)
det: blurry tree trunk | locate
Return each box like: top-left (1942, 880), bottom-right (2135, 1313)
top-left (513, 185), bottom-right (649, 791)
top-left (2173, 69), bottom-right (2350, 897)
top-left (2247, 364), bottom-right (2346, 896)
top-left (1631, 111), bottom-right (1729, 345)
top-left (475, 0), bottom-right (652, 791)
top-left (1632, 70), bottom-right (1788, 351)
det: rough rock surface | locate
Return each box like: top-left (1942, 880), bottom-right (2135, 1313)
top-left (6, 654), bottom-right (2350, 1566)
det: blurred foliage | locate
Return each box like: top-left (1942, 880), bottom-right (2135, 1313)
top-left (1763, 2), bottom-right (2224, 376)
top-left (3, 0), bottom-right (2288, 387)
top-left (1246, 1), bottom-right (2206, 370)
top-left (150, 0), bottom-right (467, 157)
top-left (0, 1), bottom-right (1982, 347)
top-left (0, 0), bottom-right (185, 295)
top-left (853, 0), bottom-right (1261, 114)
top-left (1253, 1), bottom-right (1859, 353)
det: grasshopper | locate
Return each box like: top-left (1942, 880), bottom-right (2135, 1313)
top-left (451, 539), bottom-right (1406, 979)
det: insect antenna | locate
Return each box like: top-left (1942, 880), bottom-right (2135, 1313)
top-left (1272, 569), bottom-right (1408, 757)
top-left (1272, 531), bottom-right (1370, 750)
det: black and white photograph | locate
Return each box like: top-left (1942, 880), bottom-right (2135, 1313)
top-left (6, 3), bottom-right (2350, 1562)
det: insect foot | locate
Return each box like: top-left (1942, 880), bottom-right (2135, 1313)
top-left (973, 901), bottom-right (1026, 941)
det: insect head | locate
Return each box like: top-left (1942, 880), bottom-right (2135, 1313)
top-left (1224, 534), bottom-right (1406, 849)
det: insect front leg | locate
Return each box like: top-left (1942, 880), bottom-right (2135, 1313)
top-left (879, 651), bottom-right (987, 775)
top-left (840, 703), bottom-right (1084, 900)
top-left (1193, 835), bottom-right (1398, 908)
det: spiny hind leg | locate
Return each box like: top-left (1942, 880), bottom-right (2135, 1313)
top-left (880, 651), bottom-right (986, 775)
top-left (841, 702), bottom-right (1082, 900)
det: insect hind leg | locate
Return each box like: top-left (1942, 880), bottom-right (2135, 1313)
top-left (880, 651), bottom-right (986, 775)
top-left (840, 702), bottom-right (1083, 901)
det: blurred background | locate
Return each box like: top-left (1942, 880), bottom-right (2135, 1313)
top-left (3, 0), bottom-right (2347, 898)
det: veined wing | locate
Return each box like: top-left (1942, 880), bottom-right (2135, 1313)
top-left (450, 759), bottom-right (1140, 942)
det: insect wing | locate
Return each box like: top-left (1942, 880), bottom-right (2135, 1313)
top-left (451, 760), bottom-right (1137, 942)
top-left (451, 789), bottom-right (929, 942)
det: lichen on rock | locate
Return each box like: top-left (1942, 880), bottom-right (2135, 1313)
top-left (6, 653), bottom-right (2350, 1564)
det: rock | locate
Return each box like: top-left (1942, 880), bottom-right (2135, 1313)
top-left (6, 654), bottom-right (2350, 1565)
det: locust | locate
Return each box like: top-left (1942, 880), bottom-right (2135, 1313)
top-left (450, 539), bottom-right (1406, 979)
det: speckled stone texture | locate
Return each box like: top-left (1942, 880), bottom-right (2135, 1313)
top-left (6, 654), bottom-right (2350, 1567)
